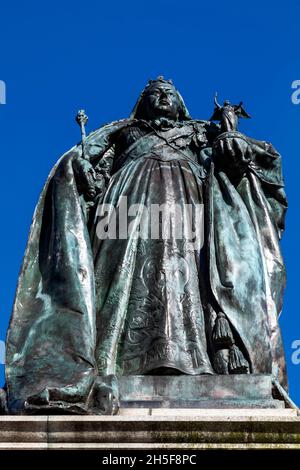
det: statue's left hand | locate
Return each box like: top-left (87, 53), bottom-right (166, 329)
top-left (213, 133), bottom-right (253, 173)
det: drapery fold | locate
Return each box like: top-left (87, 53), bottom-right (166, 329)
top-left (5, 120), bottom-right (129, 412)
top-left (207, 138), bottom-right (287, 387)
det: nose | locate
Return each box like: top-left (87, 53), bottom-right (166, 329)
top-left (159, 91), bottom-right (169, 101)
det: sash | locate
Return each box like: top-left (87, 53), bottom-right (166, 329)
top-left (113, 126), bottom-right (206, 179)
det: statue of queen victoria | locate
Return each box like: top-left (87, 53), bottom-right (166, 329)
top-left (3, 77), bottom-right (288, 414)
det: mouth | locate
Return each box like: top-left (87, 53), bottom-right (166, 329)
top-left (158, 100), bottom-right (170, 107)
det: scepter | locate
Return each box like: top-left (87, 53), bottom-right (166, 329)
top-left (76, 109), bottom-right (89, 160)
top-left (75, 109), bottom-right (97, 199)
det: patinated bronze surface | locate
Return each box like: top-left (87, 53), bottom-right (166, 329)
top-left (2, 77), bottom-right (288, 414)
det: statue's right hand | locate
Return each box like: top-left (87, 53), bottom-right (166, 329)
top-left (73, 156), bottom-right (97, 199)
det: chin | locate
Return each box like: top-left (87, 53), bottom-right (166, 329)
top-left (155, 109), bottom-right (173, 118)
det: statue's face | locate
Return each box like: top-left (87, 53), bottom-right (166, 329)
top-left (142, 84), bottom-right (180, 120)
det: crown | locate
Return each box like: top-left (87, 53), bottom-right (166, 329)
top-left (145, 75), bottom-right (174, 91)
top-left (148, 75), bottom-right (173, 85)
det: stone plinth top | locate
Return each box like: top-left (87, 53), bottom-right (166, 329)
top-left (0, 409), bottom-right (299, 450)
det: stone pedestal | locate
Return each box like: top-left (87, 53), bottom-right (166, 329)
top-left (1, 374), bottom-right (298, 449)
top-left (0, 410), bottom-right (299, 450)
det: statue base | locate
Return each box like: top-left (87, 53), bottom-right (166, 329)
top-left (1, 374), bottom-right (299, 449)
top-left (119, 374), bottom-right (284, 409)
top-left (0, 409), bottom-right (299, 450)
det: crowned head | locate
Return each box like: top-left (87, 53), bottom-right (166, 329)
top-left (131, 76), bottom-right (191, 121)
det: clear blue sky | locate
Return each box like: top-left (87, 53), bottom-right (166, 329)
top-left (0, 0), bottom-right (299, 403)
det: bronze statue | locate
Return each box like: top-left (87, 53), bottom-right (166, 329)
top-left (2, 77), bottom-right (288, 414)
top-left (210, 93), bottom-right (251, 132)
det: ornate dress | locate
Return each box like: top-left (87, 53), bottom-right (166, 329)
top-left (91, 119), bottom-right (214, 375)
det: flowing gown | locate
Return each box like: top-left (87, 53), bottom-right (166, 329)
top-left (91, 121), bottom-right (214, 375)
